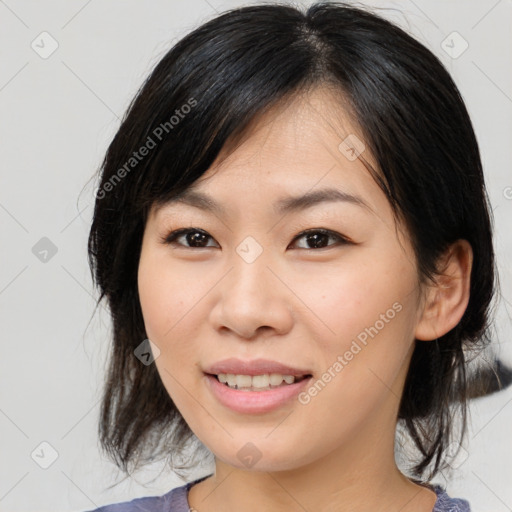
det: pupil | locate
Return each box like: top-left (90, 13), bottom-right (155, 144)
top-left (188, 231), bottom-right (207, 247)
top-left (307, 233), bottom-right (327, 248)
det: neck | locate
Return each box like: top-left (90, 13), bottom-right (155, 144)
top-left (188, 402), bottom-right (437, 512)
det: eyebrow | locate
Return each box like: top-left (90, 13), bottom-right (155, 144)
top-left (162, 187), bottom-right (372, 217)
top-left (274, 188), bottom-right (371, 215)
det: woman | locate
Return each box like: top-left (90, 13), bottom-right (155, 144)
top-left (86, 2), bottom-right (499, 510)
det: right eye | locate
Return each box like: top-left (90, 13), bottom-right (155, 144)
top-left (161, 228), bottom-right (219, 248)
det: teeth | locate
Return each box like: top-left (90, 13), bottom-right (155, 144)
top-left (269, 373), bottom-right (284, 386)
top-left (217, 373), bottom-right (300, 390)
top-left (252, 374), bottom-right (268, 387)
top-left (236, 375), bottom-right (252, 388)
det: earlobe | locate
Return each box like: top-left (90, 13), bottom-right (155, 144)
top-left (415, 240), bottom-right (473, 341)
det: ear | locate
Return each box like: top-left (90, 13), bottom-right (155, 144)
top-left (415, 239), bottom-right (473, 341)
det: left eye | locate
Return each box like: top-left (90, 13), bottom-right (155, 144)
top-left (162, 228), bottom-right (218, 248)
top-left (289, 229), bottom-right (349, 250)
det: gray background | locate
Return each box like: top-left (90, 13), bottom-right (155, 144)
top-left (0, 1), bottom-right (511, 511)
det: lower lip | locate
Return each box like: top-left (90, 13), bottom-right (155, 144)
top-left (204, 374), bottom-right (312, 414)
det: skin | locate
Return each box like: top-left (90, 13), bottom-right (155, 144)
top-left (137, 87), bottom-right (473, 512)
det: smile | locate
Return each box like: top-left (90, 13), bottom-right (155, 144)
top-left (204, 373), bottom-right (312, 414)
top-left (215, 373), bottom-right (310, 391)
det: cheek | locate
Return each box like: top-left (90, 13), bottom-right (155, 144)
top-left (312, 268), bottom-right (417, 395)
top-left (290, 254), bottom-right (416, 350)
top-left (137, 263), bottom-right (172, 342)
top-left (137, 249), bottom-right (219, 406)
top-left (138, 250), bottom-right (201, 343)
top-left (138, 255), bottom-right (204, 411)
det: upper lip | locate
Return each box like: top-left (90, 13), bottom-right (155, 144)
top-left (204, 358), bottom-right (312, 377)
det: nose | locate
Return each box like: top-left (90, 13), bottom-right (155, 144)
top-left (209, 251), bottom-right (294, 340)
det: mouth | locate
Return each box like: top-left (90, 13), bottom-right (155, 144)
top-left (204, 369), bottom-right (313, 414)
top-left (203, 358), bottom-right (313, 392)
top-left (207, 372), bottom-right (312, 392)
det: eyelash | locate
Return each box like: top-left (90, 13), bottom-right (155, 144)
top-left (160, 227), bottom-right (351, 250)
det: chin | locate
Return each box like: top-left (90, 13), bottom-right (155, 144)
top-left (209, 436), bottom-right (310, 473)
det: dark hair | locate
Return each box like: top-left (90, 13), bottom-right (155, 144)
top-left (87, 1), bottom-right (496, 480)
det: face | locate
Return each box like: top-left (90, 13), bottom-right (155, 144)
top-left (137, 88), bottom-right (426, 473)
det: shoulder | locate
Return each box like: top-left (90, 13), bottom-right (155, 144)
top-left (433, 485), bottom-right (471, 512)
top-left (83, 475), bottom-right (211, 512)
top-left (82, 485), bottom-right (183, 512)
top-left (82, 478), bottom-right (470, 512)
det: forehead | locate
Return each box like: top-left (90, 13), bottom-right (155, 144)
top-left (211, 86), bottom-right (374, 171)
top-left (151, 86), bottom-right (387, 220)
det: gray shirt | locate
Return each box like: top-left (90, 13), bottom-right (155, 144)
top-left (86, 475), bottom-right (471, 511)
